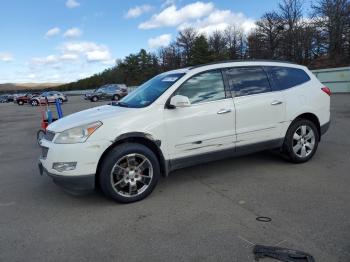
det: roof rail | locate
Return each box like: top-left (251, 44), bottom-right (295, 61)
top-left (188, 59), bottom-right (297, 70)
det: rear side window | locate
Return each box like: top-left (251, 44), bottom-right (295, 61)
top-left (224, 67), bottom-right (271, 97)
top-left (175, 70), bottom-right (226, 104)
top-left (265, 66), bottom-right (311, 90)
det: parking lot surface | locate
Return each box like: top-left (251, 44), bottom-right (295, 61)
top-left (0, 95), bottom-right (349, 262)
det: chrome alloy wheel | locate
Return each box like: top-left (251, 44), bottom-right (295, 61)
top-left (110, 153), bottom-right (153, 197)
top-left (292, 125), bottom-right (315, 158)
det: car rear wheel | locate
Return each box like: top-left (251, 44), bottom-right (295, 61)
top-left (31, 100), bottom-right (39, 106)
top-left (91, 96), bottom-right (98, 102)
top-left (283, 119), bottom-right (319, 163)
top-left (18, 100), bottom-right (24, 105)
top-left (99, 143), bottom-right (160, 203)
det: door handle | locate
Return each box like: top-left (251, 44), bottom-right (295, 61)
top-left (271, 100), bottom-right (283, 105)
top-left (217, 108), bottom-right (232, 114)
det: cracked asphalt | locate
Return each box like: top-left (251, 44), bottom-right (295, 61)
top-left (0, 95), bottom-right (349, 262)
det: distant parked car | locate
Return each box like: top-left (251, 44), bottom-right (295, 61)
top-left (15, 92), bottom-right (40, 105)
top-left (30, 91), bottom-right (68, 106)
top-left (6, 94), bottom-right (15, 102)
top-left (84, 84), bottom-right (128, 102)
top-left (0, 95), bottom-right (9, 103)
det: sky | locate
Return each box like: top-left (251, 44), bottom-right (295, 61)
top-left (0, 0), bottom-right (313, 84)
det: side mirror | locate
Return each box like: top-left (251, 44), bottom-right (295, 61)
top-left (169, 95), bottom-right (191, 108)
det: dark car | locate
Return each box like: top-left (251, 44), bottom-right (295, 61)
top-left (84, 84), bottom-right (128, 102)
top-left (29, 91), bottom-right (68, 106)
top-left (15, 93), bottom-right (40, 105)
top-left (0, 95), bottom-right (9, 103)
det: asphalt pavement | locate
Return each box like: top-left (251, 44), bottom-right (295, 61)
top-left (0, 95), bottom-right (349, 262)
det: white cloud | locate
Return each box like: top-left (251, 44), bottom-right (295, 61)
top-left (125, 5), bottom-right (153, 18)
top-left (45, 27), bottom-right (61, 38)
top-left (161, 0), bottom-right (176, 9)
top-left (30, 41), bottom-right (112, 67)
top-left (28, 74), bottom-right (36, 79)
top-left (60, 41), bottom-right (112, 62)
top-left (139, 1), bottom-right (256, 35)
top-left (148, 34), bottom-right (172, 49)
top-left (31, 55), bottom-right (60, 65)
top-left (63, 27), bottom-right (83, 38)
top-left (178, 9), bottom-right (256, 35)
top-left (60, 53), bottom-right (79, 60)
top-left (66, 0), bottom-right (80, 9)
top-left (139, 2), bottom-right (214, 29)
top-left (0, 52), bottom-right (14, 62)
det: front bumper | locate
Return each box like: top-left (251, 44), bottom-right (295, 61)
top-left (38, 137), bottom-right (112, 191)
top-left (39, 162), bottom-right (95, 191)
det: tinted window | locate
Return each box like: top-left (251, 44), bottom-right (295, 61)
top-left (224, 67), bottom-right (271, 97)
top-left (175, 70), bottom-right (226, 104)
top-left (265, 66), bottom-right (311, 90)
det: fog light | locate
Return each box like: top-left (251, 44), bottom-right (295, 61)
top-left (52, 162), bottom-right (77, 172)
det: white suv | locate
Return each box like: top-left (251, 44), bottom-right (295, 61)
top-left (38, 61), bottom-right (331, 203)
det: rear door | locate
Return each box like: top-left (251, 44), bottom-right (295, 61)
top-left (223, 66), bottom-right (286, 147)
top-left (163, 69), bottom-right (236, 159)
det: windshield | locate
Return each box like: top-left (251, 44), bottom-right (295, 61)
top-left (117, 73), bottom-right (185, 108)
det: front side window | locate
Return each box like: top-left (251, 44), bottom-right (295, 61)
top-left (118, 73), bottom-right (185, 108)
top-left (224, 67), bottom-right (271, 97)
top-left (175, 70), bottom-right (226, 104)
top-left (265, 66), bottom-right (311, 90)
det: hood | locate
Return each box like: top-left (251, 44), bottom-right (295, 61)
top-left (48, 105), bottom-right (135, 132)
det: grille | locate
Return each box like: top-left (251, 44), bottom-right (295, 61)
top-left (45, 131), bottom-right (56, 141)
top-left (41, 147), bottom-right (49, 159)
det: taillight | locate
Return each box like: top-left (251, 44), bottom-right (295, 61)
top-left (321, 86), bottom-right (331, 96)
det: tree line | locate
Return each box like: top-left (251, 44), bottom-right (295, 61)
top-left (59, 0), bottom-right (350, 91)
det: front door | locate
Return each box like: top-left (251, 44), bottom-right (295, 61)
top-left (163, 70), bottom-right (236, 159)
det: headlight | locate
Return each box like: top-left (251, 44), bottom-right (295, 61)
top-left (54, 121), bottom-right (102, 144)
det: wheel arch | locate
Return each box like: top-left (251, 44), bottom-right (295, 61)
top-left (95, 132), bottom-right (168, 188)
top-left (292, 112), bottom-right (321, 140)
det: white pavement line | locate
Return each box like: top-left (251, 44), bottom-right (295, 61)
top-left (238, 235), bottom-right (255, 247)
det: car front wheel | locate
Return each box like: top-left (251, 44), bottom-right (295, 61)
top-left (283, 119), bottom-right (319, 163)
top-left (91, 96), bottom-right (98, 102)
top-left (99, 143), bottom-right (160, 203)
top-left (31, 100), bottom-right (39, 106)
top-left (18, 100), bottom-right (24, 105)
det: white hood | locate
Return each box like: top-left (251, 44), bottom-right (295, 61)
top-left (48, 105), bottom-right (135, 132)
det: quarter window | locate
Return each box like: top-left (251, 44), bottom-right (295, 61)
top-left (224, 67), bottom-right (271, 97)
top-left (175, 70), bottom-right (226, 104)
top-left (265, 66), bottom-right (311, 90)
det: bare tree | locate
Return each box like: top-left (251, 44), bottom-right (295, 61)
top-left (176, 27), bottom-right (197, 66)
top-left (312, 0), bottom-right (350, 64)
top-left (224, 25), bottom-right (245, 59)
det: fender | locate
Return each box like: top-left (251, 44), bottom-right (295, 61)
top-left (114, 132), bottom-right (169, 176)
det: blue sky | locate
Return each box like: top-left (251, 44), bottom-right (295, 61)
top-left (0, 0), bottom-right (312, 83)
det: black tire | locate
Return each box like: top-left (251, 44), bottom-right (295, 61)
top-left (91, 96), bottom-right (99, 102)
top-left (282, 119), bottom-right (319, 163)
top-left (112, 94), bottom-right (120, 101)
top-left (99, 143), bottom-right (160, 203)
top-left (37, 129), bottom-right (45, 144)
top-left (31, 99), bottom-right (39, 106)
top-left (18, 100), bottom-right (24, 105)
